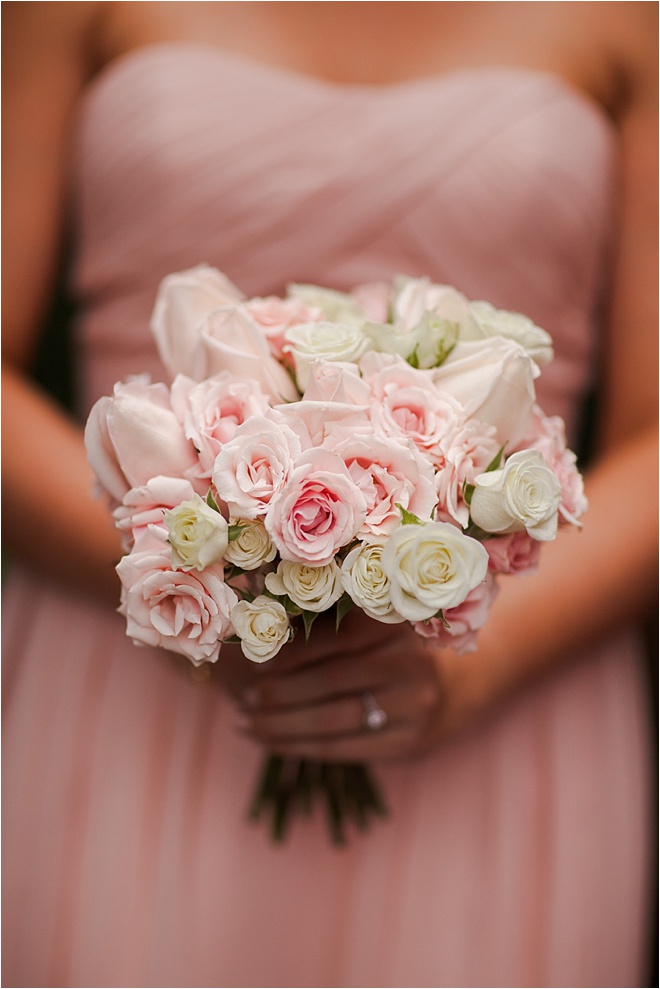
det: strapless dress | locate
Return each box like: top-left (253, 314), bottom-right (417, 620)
top-left (2, 46), bottom-right (651, 988)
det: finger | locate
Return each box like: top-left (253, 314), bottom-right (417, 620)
top-left (262, 723), bottom-right (418, 763)
top-left (241, 655), bottom-right (389, 710)
top-left (243, 686), bottom-right (397, 739)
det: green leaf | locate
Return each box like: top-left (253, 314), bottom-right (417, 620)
top-left (430, 609), bottom-right (450, 628)
top-left (206, 488), bottom-right (221, 512)
top-left (335, 594), bottom-right (355, 632)
top-left (406, 345), bottom-right (420, 369)
top-left (224, 563), bottom-right (246, 581)
top-left (228, 523), bottom-right (248, 542)
top-left (301, 610), bottom-right (318, 641)
top-left (434, 338), bottom-right (457, 367)
top-left (485, 445), bottom-right (506, 473)
top-left (462, 481), bottom-right (475, 507)
top-left (463, 521), bottom-right (490, 541)
top-left (280, 594), bottom-right (302, 616)
top-left (396, 503), bottom-right (423, 525)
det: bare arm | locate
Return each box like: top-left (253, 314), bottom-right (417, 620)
top-left (2, 2), bottom-right (123, 604)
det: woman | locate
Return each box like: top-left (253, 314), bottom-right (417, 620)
top-left (3, 3), bottom-right (657, 986)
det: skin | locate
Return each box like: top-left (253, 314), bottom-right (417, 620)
top-left (2, 2), bottom-right (658, 762)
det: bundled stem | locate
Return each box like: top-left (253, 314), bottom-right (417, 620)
top-left (249, 754), bottom-right (388, 844)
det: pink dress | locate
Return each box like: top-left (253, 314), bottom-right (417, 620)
top-left (3, 46), bottom-right (651, 988)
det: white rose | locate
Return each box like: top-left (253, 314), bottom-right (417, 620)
top-left (469, 449), bottom-right (562, 541)
top-left (381, 521), bottom-right (489, 621)
top-left (283, 320), bottom-right (370, 390)
top-left (232, 596), bottom-right (292, 663)
top-left (362, 312), bottom-right (458, 369)
top-left (265, 559), bottom-right (344, 612)
top-left (465, 300), bottom-right (554, 366)
top-left (287, 284), bottom-right (366, 325)
top-left (340, 541), bottom-right (406, 623)
top-left (163, 494), bottom-right (229, 571)
top-left (223, 518), bottom-right (277, 571)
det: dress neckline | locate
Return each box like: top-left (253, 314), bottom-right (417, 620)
top-left (83, 40), bottom-right (614, 132)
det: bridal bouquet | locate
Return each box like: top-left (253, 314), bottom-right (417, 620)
top-left (85, 265), bottom-right (586, 841)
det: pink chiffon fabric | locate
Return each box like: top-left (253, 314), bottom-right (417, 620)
top-left (3, 46), bottom-right (651, 987)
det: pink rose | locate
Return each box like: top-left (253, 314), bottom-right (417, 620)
top-left (170, 372), bottom-right (270, 480)
top-left (518, 408), bottom-right (587, 525)
top-left (432, 337), bottom-right (538, 448)
top-left (334, 434), bottom-right (437, 537)
top-left (364, 357), bottom-right (465, 464)
top-left (265, 449), bottom-right (367, 565)
top-left (84, 376), bottom-right (199, 501)
top-left (113, 476), bottom-right (199, 551)
top-left (196, 308), bottom-right (299, 402)
top-left (486, 531), bottom-right (541, 575)
top-left (301, 359), bottom-right (371, 406)
top-left (434, 417), bottom-right (500, 527)
top-left (84, 396), bottom-right (130, 504)
top-left (274, 398), bottom-right (371, 450)
top-left (392, 276), bottom-right (473, 333)
top-left (412, 575), bottom-right (498, 654)
top-left (150, 264), bottom-right (245, 378)
top-left (244, 296), bottom-right (321, 362)
top-left (116, 546), bottom-right (238, 666)
top-left (212, 415), bottom-right (303, 519)
top-left (349, 281), bottom-right (392, 322)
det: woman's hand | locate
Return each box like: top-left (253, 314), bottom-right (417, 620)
top-left (229, 607), bottom-right (497, 763)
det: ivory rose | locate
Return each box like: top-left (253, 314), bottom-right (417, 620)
top-left (223, 518), bottom-right (277, 571)
top-left (231, 596), bottom-right (292, 663)
top-left (362, 313), bottom-right (458, 369)
top-left (381, 520), bottom-right (489, 621)
top-left (466, 300), bottom-right (554, 366)
top-left (265, 559), bottom-right (344, 612)
top-left (163, 494), bottom-right (229, 571)
top-left (340, 541), bottom-right (405, 623)
top-left (283, 320), bottom-right (370, 390)
top-left (287, 283), bottom-right (367, 325)
top-left (469, 449), bottom-right (562, 541)
top-left (265, 449), bottom-right (367, 565)
top-left (116, 547), bottom-right (237, 665)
